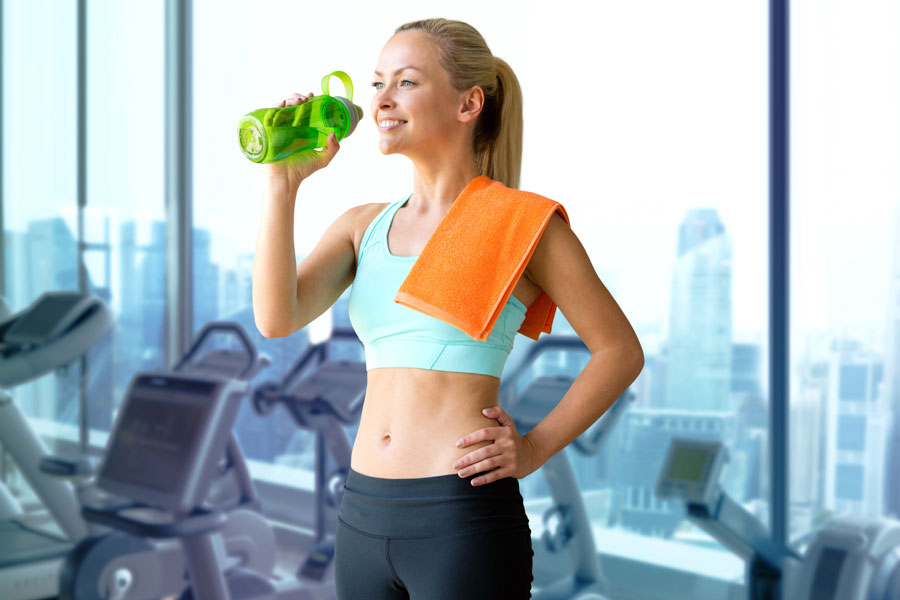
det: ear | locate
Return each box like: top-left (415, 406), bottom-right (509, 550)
top-left (458, 85), bottom-right (484, 124)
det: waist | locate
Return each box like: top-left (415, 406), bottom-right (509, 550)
top-left (364, 338), bottom-right (512, 378)
top-left (352, 369), bottom-right (502, 478)
top-left (339, 467), bottom-right (529, 538)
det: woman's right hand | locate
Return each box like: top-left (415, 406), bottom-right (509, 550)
top-left (264, 91), bottom-right (341, 190)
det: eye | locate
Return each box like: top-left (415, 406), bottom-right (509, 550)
top-left (370, 80), bottom-right (415, 90)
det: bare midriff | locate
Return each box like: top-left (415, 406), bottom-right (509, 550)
top-left (349, 367), bottom-right (505, 478)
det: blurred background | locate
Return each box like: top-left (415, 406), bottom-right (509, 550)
top-left (1, 0), bottom-right (899, 598)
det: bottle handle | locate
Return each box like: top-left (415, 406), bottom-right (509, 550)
top-left (320, 70), bottom-right (354, 102)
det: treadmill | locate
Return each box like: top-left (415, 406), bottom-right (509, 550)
top-left (0, 291), bottom-right (113, 600)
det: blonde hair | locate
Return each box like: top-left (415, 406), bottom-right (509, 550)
top-left (394, 18), bottom-right (523, 190)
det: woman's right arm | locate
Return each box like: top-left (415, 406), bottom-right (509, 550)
top-left (252, 91), bottom-right (342, 337)
top-left (252, 176), bottom-right (302, 338)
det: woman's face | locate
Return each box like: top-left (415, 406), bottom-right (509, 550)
top-left (371, 31), bottom-right (475, 158)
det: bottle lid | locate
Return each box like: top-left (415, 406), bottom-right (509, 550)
top-left (238, 115), bottom-right (267, 162)
top-left (321, 71), bottom-right (364, 138)
top-left (334, 97), bottom-right (363, 137)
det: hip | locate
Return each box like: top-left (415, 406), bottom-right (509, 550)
top-left (338, 466), bottom-right (530, 539)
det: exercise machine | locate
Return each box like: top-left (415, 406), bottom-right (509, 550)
top-left (655, 436), bottom-right (900, 599)
top-left (498, 334), bottom-right (635, 600)
top-left (251, 325), bottom-right (366, 555)
top-left (0, 289), bottom-right (282, 600)
top-left (60, 320), bottom-right (281, 599)
top-left (0, 291), bottom-right (114, 600)
top-left (80, 326), bottom-right (366, 599)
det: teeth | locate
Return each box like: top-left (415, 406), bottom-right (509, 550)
top-left (379, 120), bottom-right (405, 128)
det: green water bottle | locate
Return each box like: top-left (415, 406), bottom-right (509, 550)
top-left (238, 70), bottom-right (363, 163)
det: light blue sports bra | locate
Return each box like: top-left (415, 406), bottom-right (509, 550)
top-left (348, 193), bottom-right (527, 378)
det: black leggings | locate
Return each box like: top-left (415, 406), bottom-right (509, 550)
top-left (334, 467), bottom-right (534, 599)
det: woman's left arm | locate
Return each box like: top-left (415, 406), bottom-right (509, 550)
top-left (453, 212), bottom-right (645, 484)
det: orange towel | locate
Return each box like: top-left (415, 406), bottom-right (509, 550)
top-left (394, 175), bottom-right (570, 342)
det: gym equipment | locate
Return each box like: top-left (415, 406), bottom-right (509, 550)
top-left (80, 326), bottom-right (366, 599)
top-left (656, 436), bottom-right (900, 599)
top-left (787, 516), bottom-right (900, 599)
top-left (0, 291), bottom-right (114, 600)
top-left (498, 334), bottom-right (635, 600)
top-left (252, 326), bottom-right (366, 552)
top-left (59, 320), bottom-right (280, 600)
top-left (0, 290), bottom-right (281, 600)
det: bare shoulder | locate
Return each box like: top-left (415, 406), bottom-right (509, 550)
top-left (349, 202), bottom-right (391, 262)
top-left (350, 202), bottom-right (391, 241)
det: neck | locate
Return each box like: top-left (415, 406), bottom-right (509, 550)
top-left (406, 141), bottom-right (480, 219)
top-left (408, 159), bottom-right (482, 217)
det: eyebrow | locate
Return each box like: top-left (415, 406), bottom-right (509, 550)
top-left (373, 66), bottom-right (422, 76)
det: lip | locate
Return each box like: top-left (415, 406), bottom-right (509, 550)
top-left (378, 120), bottom-right (407, 132)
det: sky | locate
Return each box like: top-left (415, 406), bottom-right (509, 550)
top-left (3, 0), bottom-right (899, 356)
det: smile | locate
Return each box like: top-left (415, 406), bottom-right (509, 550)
top-left (378, 120), bottom-right (407, 131)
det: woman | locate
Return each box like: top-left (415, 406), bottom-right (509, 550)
top-left (253, 17), bottom-right (644, 600)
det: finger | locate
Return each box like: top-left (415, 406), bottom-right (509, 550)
top-left (482, 406), bottom-right (507, 421)
top-left (467, 460), bottom-right (503, 485)
top-left (458, 461), bottom-right (492, 479)
top-left (457, 429), bottom-right (486, 447)
top-left (323, 133), bottom-right (339, 161)
top-left (488, 408), bottom-right (517, 431)
top-left (471, 471), bottom-right (498, 486)
top-left (454, 444), bottom-right (500, 472)
top-left (453, 450), bottom-right (474, 471)
top-left (460, 425), bottom-right (502, 448)
top-left (458, 433), bottom-right (477, 447)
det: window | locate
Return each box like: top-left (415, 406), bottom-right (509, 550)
top-left (791, 0), bottom-right (900, 530)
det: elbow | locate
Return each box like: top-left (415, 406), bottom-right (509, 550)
top-left (634, 351), bottom-right (645, 377)
top-left (253, 298), bottom-right (297, 339)
top-left (258, 320), bottom-right (296, 339)
top-left (593, 343), bottom-right (644, 378)
top-left (633, 340), bottom-right (645, 367)
top-left (613, 342), bottom-right (644, 380)
top-left (631, 346), bottom-right (645, 380)
top-left (256, 320), bottom-right (278, 339)
top-left (259, 326), bottom-right (291, 339)
top-left (253, 312), bottom-right (285, 339)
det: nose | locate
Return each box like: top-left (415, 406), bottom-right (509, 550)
top-left (377, 93), bottom-right (395, 109)
top-left (373, 84), bottom-right (396, 104)
top-left (372, 94), bottom-right (395, 121)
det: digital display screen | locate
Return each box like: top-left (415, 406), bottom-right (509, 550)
top-left (102, 393), bottom-right (207, 493)
top-left (810, 547), bottom-right (847, 600)
top-left (9, 295), bottom-right (83, 339)
top-left (669, 447), bottom-right (709, 482)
